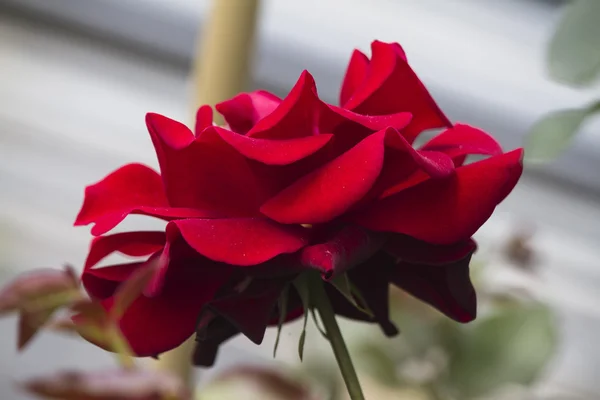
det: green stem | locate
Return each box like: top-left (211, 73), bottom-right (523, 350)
top-left (310, 274), bottom-right (365, 400)
top-left (108, 326), bottom-right (135, 370)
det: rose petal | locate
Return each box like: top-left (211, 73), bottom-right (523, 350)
top-left (353, 149), bottom-right (524, 244)
top-left (379, 169), bottom-right (431, 199)
top-left (340, 49), bottom-right (370, 107)
top-left (166, 218), bottom-right (309, 266)
top-left (105, 258), bottom-right (231, 357)
top-left (261, 129), bottom-right (389, 224)
top-left (385, 235), bottom-right (477, 265)
top-left (390, 253), bottom-right (477, 322)
top-left (193, 317), bottom-right (239, 367)
top-left (365, 148), bottom-right (453, 204)
top-left (195, 105), bottom-right (214, 137)
top-left (323, 105), bottom-right (412, 133)
top-left (216, 91), bottom-right (281, 134)
top-left (343, 41), bottom-right (451, 143)
top-left (75, 164), bottom-right (205, 236)
top-left (300, 225), bottom-right (386, 279)
top-left (247, 71), bottom-right (321, 139)
top-left (420, 124), bottom-right (503, 161)
top-left (204, 279), bottom-right (288, 344)
top-left (383, 128), bottom-right (455, 179)
top-left (147, 114), bottom-right (270, 215)
top-left (215, 127), bottom-right (333, 165)
top-left (82, 262), bottom-right (142, 300)
top-left (84, 231), bottom-right (165, 270)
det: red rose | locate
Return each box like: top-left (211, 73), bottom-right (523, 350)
top-left (75, 40), bottom-right (523, 365)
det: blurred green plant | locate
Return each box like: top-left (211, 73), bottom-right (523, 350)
top-left (525, 0), bottom-right (600, 162)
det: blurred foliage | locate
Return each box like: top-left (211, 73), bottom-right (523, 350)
top-left (547, 0), bottom-right (600, 86)
top-left (525, 0), bottom-right (600, 162)
top-left (446, 304), bottom-right (556, 398)
top-left (526, 102), bottom-right (600, 162)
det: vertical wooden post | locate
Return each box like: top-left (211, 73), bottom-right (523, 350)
top-left (150, 0), bottom-right (261, 388)
top-left (191, 0), bottom-right (261, 123)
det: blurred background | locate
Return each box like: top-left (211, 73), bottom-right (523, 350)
top-left (1, 0), bottom-right (600, 399)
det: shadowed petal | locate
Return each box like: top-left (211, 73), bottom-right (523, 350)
top-left (326, 252), bottom-right (398, 336)
top-left (98, 258), bottom-right (232, 357)
top-left (300, 225), bottom-right (386, 279)
top-left (215, 127), bottom-right (333, 165)
top-left (385, 235), bottom-right (477, 265)
top-left (390, 253), bottom-right (477, 322)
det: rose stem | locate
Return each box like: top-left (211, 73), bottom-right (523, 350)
top-left (310, 273), bottom-right (365, 400)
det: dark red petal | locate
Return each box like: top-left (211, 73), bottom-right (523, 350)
top-left (353, 149), bottom-right (524, 244)
top-left (215, 126), bottom-right (333, 165)
top-left (383, 128), bottom-right (455, 178)
top-left (326, 252), bottom-right (398, 336)
top-left (343, 40), bottom-right (451, 143)
top-left (195, 105), bottom-right (214, 137)
top-left (367, 149), bottom-right (451, 204)
top-left (340, 49), bottom-right (370, 107)
top-left (82, 262), bottom-right (142, 300)
top-left (84, 231), bottom-right (165, 271)
top-left (204, 279), bottom-right (288, 344)
top-left (319, 104), bottom-right (413, 153)
top-left (166, 218), bottom-right (309, 266)
top-left (247, 71), bottom-right (320, 139)
top-left (420, 124), bottom-right (503, 160)
top-left (147, 114), bottom-right (270, 215)
top-left (193, 317), bottom-right (239, 367)
top-left (300, 225), bottom-right (385, 279)
top-left (261, 129), bottom-right (389, 224)
top-left (385, 235), bottom-right (477, 265)
top-left (390, 253), bottom-right (477, 323)
top-left (106, 259), bottom-right (232, 357)
top-left (216, 91), bottom-right (281, 135)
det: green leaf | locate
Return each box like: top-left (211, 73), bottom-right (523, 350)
top-left (329, 274), bottom-right (374, 317)
top-left (293, 274), bottom-right (311, 361)
top-left (310, 308), bottom-right (328, 339)
top-left (525, 102), bottom-right (600, 162)
top-left (447, 304), bottom-right (557, 399)
top-left (548, 0), bottom-right (600, 86)
top-left (273, 284), bottom-right (289, 358)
